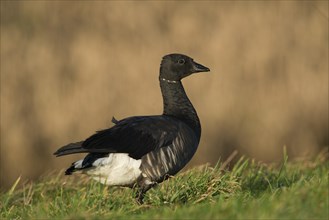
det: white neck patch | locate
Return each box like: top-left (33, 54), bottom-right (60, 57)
top-left (160, 78), bottom-right (179, 84)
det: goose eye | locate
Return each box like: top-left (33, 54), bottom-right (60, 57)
top-left (178, 59), bottom-right (185, 65)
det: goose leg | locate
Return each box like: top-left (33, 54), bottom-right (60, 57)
top-left (135, 176), bottom-right (155, 204)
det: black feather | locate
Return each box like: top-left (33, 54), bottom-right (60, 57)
top-left (81, 153), bottom-right (108, 168)
top-left (111, 116), bottom-right (119, 124)
top-left (65, 164), bottom-right (76, 175)
top-left (54, 141), bottom-right (85, 157)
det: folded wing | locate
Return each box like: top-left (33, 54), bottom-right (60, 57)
top-left (54, 115), bottom-right (180, 159)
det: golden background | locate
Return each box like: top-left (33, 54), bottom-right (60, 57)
top-left (1, 1), bottom-right (328, 189)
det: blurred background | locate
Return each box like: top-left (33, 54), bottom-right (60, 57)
top-left (1, 1), bottom-right (328, 190)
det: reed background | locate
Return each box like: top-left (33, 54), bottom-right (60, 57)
top-left (1, 1), bottom-right (328, 190)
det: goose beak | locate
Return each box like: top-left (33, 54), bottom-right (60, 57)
top-left (192, 61), bottom-right (210, 73)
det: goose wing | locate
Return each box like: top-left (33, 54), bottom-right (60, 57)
top-left (54, 115), bottom-right (180, 159)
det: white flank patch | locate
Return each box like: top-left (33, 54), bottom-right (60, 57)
top-left (84, 153), bottom-right (142, 186)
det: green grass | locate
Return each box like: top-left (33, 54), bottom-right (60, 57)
top-left (1, 150), bottom-right (328, 219)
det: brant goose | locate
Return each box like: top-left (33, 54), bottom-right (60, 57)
top-left (54, 54), bottom-right (210, 203)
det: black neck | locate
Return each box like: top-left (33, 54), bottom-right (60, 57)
top-left (160, 78), bottom-right (201, 138)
